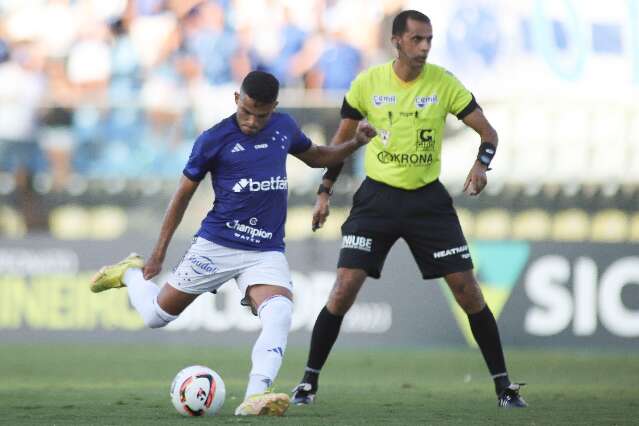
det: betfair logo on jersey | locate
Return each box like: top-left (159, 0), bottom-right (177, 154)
top-left (342, 235), bottom-right (372, 252)
top-left (372, 95), bottom-right (397, 107)
top-left (377, 151), bottom-right (433, 167)
top-left (440, 242), bottom-right (530, 347)
top-left (232, 176), bottom-right (288, 192)
top-left (415, 95), bottom-right (438, 109)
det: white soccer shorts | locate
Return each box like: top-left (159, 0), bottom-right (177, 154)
top-left (168, 237), bottom-right (293, 296)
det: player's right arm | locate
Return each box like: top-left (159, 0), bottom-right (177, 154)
top-left (312, 69), bottom-right (368, 231)
top-left (312, 118), bottom-right (360, 231)
top-left (144, 175), bottom-right (200, 279)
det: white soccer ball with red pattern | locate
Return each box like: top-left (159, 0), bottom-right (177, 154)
top-left (170, 365), bottom-right (225, 416)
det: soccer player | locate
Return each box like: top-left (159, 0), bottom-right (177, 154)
top-left (90, 70), bottom-right (376, 416)
top-left (292, 10), bottom-right (527, 408)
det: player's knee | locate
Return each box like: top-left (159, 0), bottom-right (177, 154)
top-left (144, 299), bottom-right (178, 329)
top-left (258, 295), bottom-right (293, 330)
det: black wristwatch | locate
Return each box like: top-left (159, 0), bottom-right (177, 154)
top-left (317, 183), bottom-right (333, 196)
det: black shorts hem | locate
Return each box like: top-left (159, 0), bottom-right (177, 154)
top-left (336, 259), bottom-right (381, 279)
top-left (420, 262), bottom-right (474, 280)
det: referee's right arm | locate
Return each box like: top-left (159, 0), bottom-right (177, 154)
top-left (320, 98), bottom-right (365, 188)
top-left (320, 119), bottom-right (359, 186)
top-left (312, 99), bottom-right (363, 231)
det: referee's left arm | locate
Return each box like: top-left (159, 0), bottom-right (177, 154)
top-left (461, 107), bottom-right (498, 195)
top-left (462, 107), bottom-right (498, 150)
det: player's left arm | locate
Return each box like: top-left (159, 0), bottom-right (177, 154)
top-left (294, 121), bottom-right (377, 168)
top-left (144, 175), bottom-right (200, 279)
top-left (461, 107), bottom-right (499, 196)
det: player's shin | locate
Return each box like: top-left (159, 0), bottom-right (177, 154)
top-left (245, 296), bottom-right (293, 398)
top-left (123, 268), bottom-right (176, 328)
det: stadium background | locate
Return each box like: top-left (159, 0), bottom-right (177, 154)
top-left (0, 0), bottom-right (638, 350)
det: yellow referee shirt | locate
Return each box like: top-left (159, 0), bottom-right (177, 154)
top-left (344, 61), bottom-right (476, 190)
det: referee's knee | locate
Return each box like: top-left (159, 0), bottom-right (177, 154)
top-left (326, 268), bottom-right (367, 315)
top-left (326, 283), bottom-right (357, 315)
top-left (326, 298), bottom-right (353, 316)
top-left (452, 284), bottom-right (486, 314)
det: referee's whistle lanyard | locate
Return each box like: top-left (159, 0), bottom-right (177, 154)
top-left (387, 110), bottom-right (419, 125)
top-left (385, 110), bottom-right (420, 144)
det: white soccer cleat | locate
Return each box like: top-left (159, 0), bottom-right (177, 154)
top-left (234, 392), bottom-right (290, 416)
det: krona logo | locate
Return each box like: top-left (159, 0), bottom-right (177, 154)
top-left (232, 176), bottom-right (288, 192)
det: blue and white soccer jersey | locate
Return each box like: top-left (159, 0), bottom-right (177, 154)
top-left (167, 112), bottom-right (311, 295)
top-left (183, 112), bottom-right (311, 252)
top-left (169, 237), bottom-right (292, 295)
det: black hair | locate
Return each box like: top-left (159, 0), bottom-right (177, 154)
top-left (392, 10), bottom-right (431, 36)
top-left (240, 70), bottom-right (280, 104)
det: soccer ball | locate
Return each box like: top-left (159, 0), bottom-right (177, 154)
top-left (170, 365), bottom-right (225, 416)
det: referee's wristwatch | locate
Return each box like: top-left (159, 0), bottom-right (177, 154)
top-left (317, 183), bottom-right (333, 196)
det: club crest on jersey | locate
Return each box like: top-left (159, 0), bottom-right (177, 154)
top-left (415, 95), bottom-right (438, 109)
top-left (372, 95), bottom-right (396, 107)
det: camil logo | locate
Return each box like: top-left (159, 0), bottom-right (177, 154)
top-left (232, 176), bottom-right (288, 192)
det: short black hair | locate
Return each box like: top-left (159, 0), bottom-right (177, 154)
top-left (392, 10), bottom-right (431, 36)
top-left (240, 71), bottom-right (280, 104)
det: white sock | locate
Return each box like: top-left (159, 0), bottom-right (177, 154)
top-left (244, 296), bottom-right (293, 399)
top-left (123, 268), bottom-right (177, 328)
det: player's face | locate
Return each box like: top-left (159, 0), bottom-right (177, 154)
top-left (393, 19), bottom-right (433, 69)
top-left (234, 92), bottom-right (278, 135)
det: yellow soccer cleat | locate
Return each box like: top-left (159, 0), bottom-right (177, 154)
top-left (90, 253), bottom-right (144, 293)
top-left (234, 392), bottom-right (290, 416)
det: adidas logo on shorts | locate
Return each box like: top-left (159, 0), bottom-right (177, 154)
top-left (231, 143), bottom-right (245, 153)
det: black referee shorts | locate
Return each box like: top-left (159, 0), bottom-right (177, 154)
top-left (338, 177), bottom-right (473, 279)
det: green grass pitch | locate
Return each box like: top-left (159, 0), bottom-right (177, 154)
top-left (1, 344), bottom-right (637, 425)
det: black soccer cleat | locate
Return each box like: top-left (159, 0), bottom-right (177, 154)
top-left (498, 383), bottom-right (527, 408)
top-left (291, 382), bottom-right (317, 405)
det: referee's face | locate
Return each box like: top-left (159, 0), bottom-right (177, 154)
top-left (394, 18), bottom-right (433, 69)
top-left (234, 92), bottom-right (278, 135)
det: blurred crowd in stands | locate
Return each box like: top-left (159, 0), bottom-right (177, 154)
top-left (0, 0), bottom-right (406, 189)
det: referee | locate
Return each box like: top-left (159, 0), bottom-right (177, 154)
top-left (292, 10), bottom-right (526, 408)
